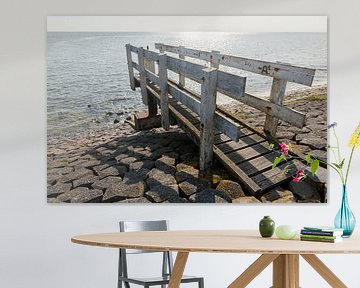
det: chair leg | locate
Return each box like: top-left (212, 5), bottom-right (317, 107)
top-left (199, 278), bottom-right (204, 288)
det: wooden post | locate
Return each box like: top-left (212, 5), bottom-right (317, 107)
top-left (125, 44), bottom-right (135, 90)
top-left (178, 45), bottom-right (185, 87)
top-left (138, 47), bottom-right (158, 115)
top-left (144, 49), bottom-right (158, 116)
top-left (210, 50), bottom-right (220, 68)
top-left (199, 67), bottom-right (218, 171)
top-left (137, 47), bottom-right (148, 106)
top-left (264, 78), bottom-right (288, 137)
top-left (273, 254), bottom-right (299, 288)
top-left (158, 54), bottom-right (170, 130)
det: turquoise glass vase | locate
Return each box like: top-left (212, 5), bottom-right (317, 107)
top-left (334, 185), bottom-right (356, 237)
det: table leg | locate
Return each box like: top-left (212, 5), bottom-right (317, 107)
top-left (272, 254), bottom-right (299, 288)
top-left (301, 254), bottom-right (347, 288)
top-left (168, 252), bottom-right (189, 288)
top-left (228, 254), bottom-right (279, 288)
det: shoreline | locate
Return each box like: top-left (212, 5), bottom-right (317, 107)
top-left (48, 84), bottom-right (327, 204)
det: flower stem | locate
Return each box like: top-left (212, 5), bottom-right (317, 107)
top-left (345, 145), bottom-right (356, 185)
top-left (333, 128), bottom-right (345, 182)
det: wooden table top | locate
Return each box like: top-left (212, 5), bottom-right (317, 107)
top-left (71, 230), bottom-right (360, 254)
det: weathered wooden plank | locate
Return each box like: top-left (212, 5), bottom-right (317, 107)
top-left (142, 81), bottom-right (262, 195)
top-left (217, 134), bottom-right (267, 154)
top-left (167, 56), bottom-right (203, 82)
top-left (169, 75), bottom-right (302, 129)
top-left (213, 146), bottom-right (261, 195)
top-left (155, 43), bottom-right (315, 86)
top-left (217, 70), bottom-right (246, 99)
top-left (219, 54), bottom-right (315, 86)
top-left (241, 92), bottom-right (305, 128)
top-left (238, 150), bottom-right (289, 177)
top-left (143, 49), bottom-right (159, 62)
top-left (155, 43), bottom-right (211, 61)
top-left (168, 82), bottom-right (243, 141)
top-left (129, 44), bottom-right (138, 53)
top-left (159, 54), bottom-right (170, 130)
top-left (175, 104), bottom-right (200, 126)
top-left (251, 159), bottom-right (306, 192)
top-left (168, 82), bottom-right (201, 114)
top-left (145, 70), bottom-right (159, 85)
top-left (264, 78), bottom-right (288, 136)
top-left (214, 134), bottom-right (232, 145)
top-left (178, 45), bottom-right (186, 87)
top-left (167, 56), bottom-right (246, 101)
top-left (137, 47), bottom-right (148, 105)
top-left (125, 44), bottom-right (135, 90)
top-left (199, 68), bottom-right (218, 171)
top-left (226, 142), bottom-right (271, 165)
top-left (210, 50), bottom-right (220, 68)
top-left (144, 49), bottom-right (157, 116)
top-left (132, 61), bottom-right (139, 71)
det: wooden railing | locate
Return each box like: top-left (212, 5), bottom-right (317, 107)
top-left (155, 43), bottom-right (316, 136)
top-left (125, 43), bottom-right (316, 171)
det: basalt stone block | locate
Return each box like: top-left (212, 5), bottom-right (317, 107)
top-left (146, 168), bottom-right (177, 189)
top-left (47, 171), bottom-right (62, 185)
top-left (118, 197), bottom-right (151, 203)
top-left (123, 168), bottom-right (150, 183)
top-left (97, 166), bottom-right (121, 179)
top-left (178, 178), bottom-right (211, 197)
top-left (103, 181), bottom-right (146, 202)
top-left (129, 160), bottom-right (155, 171)
top-left (309, 150), bottom-right (327, 162)
top-left (175, 167), bottom-right (199, 183)
top-left (155, 156), bottom-right (176, 175)
top-left (163, 196), bottom-right (189, 203)
top-left (92, 176), bottom-right (123, 190)
top-left (50, 166), bottom-right (74, 175)
top-left (61, 168), bottom-right (93, 183)
top-left (216, 180), bottom-right (245, 199)
top-left (115, 153), bottom-right (129, 162)
top-left (73, 175), bottom-right (99, 188)
top-left (299, 137), bottom-right (327, 150)
top-left (57, 187), bottom-right (103, 203)
top-left (272, 195), bottom-right (297, 203)
top-left (189, 189), bottom-right (231, 203)
top-left (289, 180), bottom-right (321, 201)
top-left (232, 196), bottom-right (261, 203)
top-left (260, 188), bottom-right (294, 203)
top-left (47, 182), bottom-right (72, 198)
top-left (146, 185), bottom-right (179, 203)
top-left (118, 157), bottom-right (138, 167)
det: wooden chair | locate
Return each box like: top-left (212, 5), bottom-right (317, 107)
top-left (118, 220), bottom-right (204, 288)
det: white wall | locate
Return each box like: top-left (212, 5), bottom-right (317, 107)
top-left (1, 1), bottom-right (360, 287)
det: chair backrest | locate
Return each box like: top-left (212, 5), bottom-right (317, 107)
top-left (119, 220), bottom-right (169, 254)
top-left (118, 220), bottom-right (173, 283)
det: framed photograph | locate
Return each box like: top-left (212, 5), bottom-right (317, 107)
top-left (47, 16), bottom-right (327, 204)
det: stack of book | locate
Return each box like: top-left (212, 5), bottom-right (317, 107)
top-left (300, 226), bottom-right (344, 243)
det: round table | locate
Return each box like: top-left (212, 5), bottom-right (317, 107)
top-left (72, 230), bottom-right (360, 288)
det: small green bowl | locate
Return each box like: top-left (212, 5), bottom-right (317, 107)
top-left (275, 225), bottom-right (297, 240)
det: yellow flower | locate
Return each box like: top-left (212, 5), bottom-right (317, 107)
top-left (349, 122), bottom-right (360, 147)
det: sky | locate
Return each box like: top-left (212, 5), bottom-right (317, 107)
top-left (47, 16), bottom-right (327, 33)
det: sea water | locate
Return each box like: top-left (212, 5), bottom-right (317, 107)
top-left (47, 32), bottom-right (327, 138)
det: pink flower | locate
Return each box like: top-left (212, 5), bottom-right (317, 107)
top-left (279, 143), bottom-right (289, 156)
top-left (293, 169), bottom-right (305, 183)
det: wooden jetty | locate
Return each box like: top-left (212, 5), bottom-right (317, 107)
top-left (125, 43), bottom-right (323, 196)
